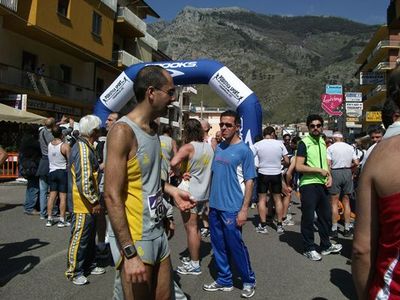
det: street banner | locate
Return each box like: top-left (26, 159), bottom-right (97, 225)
top-left (326, 84), bottom-right (343, 95)
top-left (345, 92), bottom-right (362, 102)
top-left (366, 111), bottom-right (382, 122)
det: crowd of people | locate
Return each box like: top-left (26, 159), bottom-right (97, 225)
top-left (14, 65), bottom-right (400, 299)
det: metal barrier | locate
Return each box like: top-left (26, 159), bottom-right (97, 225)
top-left (0, 152), bottom-right (19, 179)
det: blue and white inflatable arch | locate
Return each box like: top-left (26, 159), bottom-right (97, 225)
top-left (93, 59), bottom-right (262, 145)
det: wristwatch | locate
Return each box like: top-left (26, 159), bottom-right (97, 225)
top-left (122, 244), bottom-right (137, 259)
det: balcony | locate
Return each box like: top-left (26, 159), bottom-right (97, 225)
top-left (0, 0), bottom-right (17, 13)
top-left (115, 7), bottom-right (146, 38)
top-left (373, 61), bottom-right (397, 72)
top-left (0, 63), bottom-right (95, 106)
top-left (112, 50), bottom-right (143, 68)
top-left (140, 32), bottom-right (158, 50)
top-left (367, 40), bottom-right (400, 62)
top-left (365, 84), bottom-right (387, 99)
top-left (101, 0), bottom-right (117, 12)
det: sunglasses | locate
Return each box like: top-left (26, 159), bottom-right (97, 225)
top-left (309, 124), bottom-right (322, 129)
top-left (219, 122), bottom-right (235, 128)
top-left (154, 87), bottom-right (176, 97)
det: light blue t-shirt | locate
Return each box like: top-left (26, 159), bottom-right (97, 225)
top-left (209, 141), bottom-right (256, 212)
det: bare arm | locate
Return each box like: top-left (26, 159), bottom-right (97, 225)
top-left (0, 147), bottom-right (7, 166)
top-left (171, 139), bottom-right (178, 156)
top-left (282, 154), bottom-right (290, 168)
top-left (352, 162), bottom-right (379, 299)
top-left (237, 179), bottom-right (254, 226)
top-left (286, 157), bottom-right (296, 186)
top-left (164, 182), bottom-right (196, 211)
top-left (170, 144), bottom-right (193, 177)
top-left (104, 123), bottom-right (135, 249)
top-left (61, 143), bottom-right (71, 164)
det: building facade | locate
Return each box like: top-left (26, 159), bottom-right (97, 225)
top-left (0, 0), bottom-right (161, 120)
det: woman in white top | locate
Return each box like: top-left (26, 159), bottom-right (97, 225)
top-left (46, 125), bottom-right (71, 227)
top-left (170, 119), bottom-right (214, 275)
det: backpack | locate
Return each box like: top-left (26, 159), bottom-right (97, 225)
top-left (20, 158), bottom-right (38, 179)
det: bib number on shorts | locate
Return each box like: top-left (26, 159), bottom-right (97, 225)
top-left (147, 189), bottom-right (165, 223)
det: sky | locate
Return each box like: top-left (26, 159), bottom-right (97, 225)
top-left (145, 0), bottom-right (388, 25)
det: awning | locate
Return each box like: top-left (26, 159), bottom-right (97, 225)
top-left (0, 103), bottom-right (46, 125)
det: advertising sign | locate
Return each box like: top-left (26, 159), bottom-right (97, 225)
top-left (360, 72), bottom-right (385, 85)
top-left (346, 117), bottom-right (359, 122)
top-left (345, 92), bottom-right (362, 102)
top-left (366, 111), bottom-right (382, 122)
top-left (321, 94), bottom-right (343, 116)
top-left (326, 84), bottom-right (343, 95)
top-left (346, 122), bottom-right (362, 128)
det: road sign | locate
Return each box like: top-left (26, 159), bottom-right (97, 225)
top-left (366, 111), bottom-right (382, 122)
top-left (345, 92), bottom-right (362, 102)
top-left (346, 117), bottom-right (359, 122)
top-left (326, 84), bottom-right (343, 95)
top-left (346, 102), bottom-right (363, 110)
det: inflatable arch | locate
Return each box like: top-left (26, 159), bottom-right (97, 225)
top-left (93, 59), bottom-right (262, 145)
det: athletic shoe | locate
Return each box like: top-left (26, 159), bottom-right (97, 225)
top-left (241, 283), bottom-right (256, 298)
top-left (250, 203), bottom-right (257, 209)
top-left (40, 215), bottom-right (46, 220)
top-left (45, 219), bottom-right (54, 227)
top-left (24, 210), bottom-right (40, 216)
top-left (282, 219), bottom-right (295, 226)
top-left (276, 225), bottom-right (284, 234)
top-left (330, 230), bottom-right (338, 238)
top-left (203, 281), bottom-right (233, 292)
top-left (90, 266), bottom-right (106, 275)
top-left (285, 213), bottom-right (293, 221)
top-left (177, 263), bottom-right (201, 275)
top-left (303, 250), bottom-right (322, 261)
top-left (200, 228), bottom-right (210, 238)
top-left (343, 229), bottom-right (353, 238)
top-left (255, 224), bottom-right (268, 234)
top-left (57, 221), bottom-right (71, 228)
top-left (72, 275), bottom-right (88, 285)
top-left (179, 256), bottom-right (191, 265)
top-left (321, 243), bottom-right (343, 255)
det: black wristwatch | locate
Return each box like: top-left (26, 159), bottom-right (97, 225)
top-left (122, 244), bottom-right (137, 259)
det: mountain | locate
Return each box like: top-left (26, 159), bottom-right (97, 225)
top-left (148, 6), bottom-right (378, 123)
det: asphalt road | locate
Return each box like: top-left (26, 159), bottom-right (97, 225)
top-left (0, 183), bottom-right (356, 300)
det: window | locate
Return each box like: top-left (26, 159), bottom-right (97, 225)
top-left (60, 64), bottom-right (71, 83)
top-left (92, 11), bottom-right (102, 36)
top-left (57, 0), bottom-right (70, 17)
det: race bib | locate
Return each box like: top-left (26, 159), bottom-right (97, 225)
top-left (147, 189), bottom-right (165, 224)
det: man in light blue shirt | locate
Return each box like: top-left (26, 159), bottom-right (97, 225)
top-left (203, 110), bottom-right (257, 299)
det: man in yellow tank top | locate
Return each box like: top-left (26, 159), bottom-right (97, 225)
top-left (104, 66), bottom-right (195, 300)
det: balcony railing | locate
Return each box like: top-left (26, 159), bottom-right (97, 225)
top-left (0, 63), bottom-right (95, 104)
top-left (101, 0), bottom-right (117, 12)
top-left (140, 32), bottom-right (158, 50)
top-left (373, 61), bottom-right (397, 72)
top-left (367, 40), bottom-right (400, 63)
top-left (365, 84), bottom-right (387, 99)
top-left (116, 7), bottom-right (146, 36)
top-left (112, 50), bottom-right (143, 68)
top-left (0, 0), bottom-right (17, 12)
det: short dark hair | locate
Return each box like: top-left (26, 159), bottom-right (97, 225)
top-left (183, 119), bottom-right (203, 144)
top-left (283, 133), bottom-right (291, 139)
top-left (51, 125), bottom-right (63, 139)
top-left (382, 98), bottom-right (400, 129)
top-left (368, 125), bottom-right (385, 136)
top-left (220, 110), bottom-right (240, 125)
top-left (306, 114), bottom-right (324, 127)
top-left (162, 124), bottom-right (172, 135)
top-left (263, 126), bottom-right (275, 136)
top-left (133, 66), bottom-right (169, 102)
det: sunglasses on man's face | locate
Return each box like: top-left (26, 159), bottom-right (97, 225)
top-left (219, 122), bottom-right (235, 128)
top-left (309, 123), bottom-right (322, 129)
top-left (154, 87), bottom-right (176, 97)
